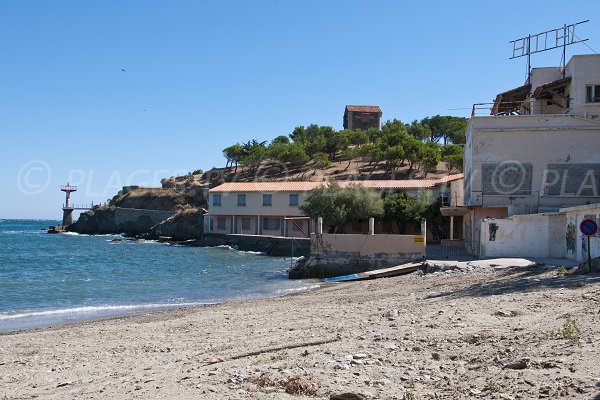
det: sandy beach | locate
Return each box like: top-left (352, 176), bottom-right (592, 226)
top-left (1, 260), bottom-right (599, 399)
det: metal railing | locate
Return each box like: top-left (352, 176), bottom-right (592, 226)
top-left (63, 203), bottom-right (94, 210)
top-left (471, 101), bottom-right (570, 117)
top-left (441, 240), bottom-right (475, 258)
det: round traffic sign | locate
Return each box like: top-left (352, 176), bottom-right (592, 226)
top-left (580, 219), bottom-right (598, 236)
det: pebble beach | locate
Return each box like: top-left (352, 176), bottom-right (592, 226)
top-left (2, 260), bottom-right (599, 399)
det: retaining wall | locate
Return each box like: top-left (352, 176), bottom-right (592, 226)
top-left (197, 233), bottom-right (310, 257)
top-left (289, 233), bottom-right (426, 279)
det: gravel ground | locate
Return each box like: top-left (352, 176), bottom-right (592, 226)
top-left (1, 261), bottom-right (599, 399)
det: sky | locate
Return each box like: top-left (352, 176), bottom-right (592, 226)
top-left (1, 0), bottom-right (599, 219)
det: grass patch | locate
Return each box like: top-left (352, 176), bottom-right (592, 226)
top-left (284, 376), bottom-right (317, 396)
top-left (270, 350), bottom-right (288, 361)
top-left (555, 266), bottom-right (569, 276)
top-left (248, 375), bottom-right (317, 396)
top-left (402, 392), bottom-right (415, 400)
top-left (560, 315), bottom-right (582, 346)
top-left (486, 378), bottom-right (501, 392)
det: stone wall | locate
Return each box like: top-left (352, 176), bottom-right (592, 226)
top-left (290, 233), bottom-right (426, 279)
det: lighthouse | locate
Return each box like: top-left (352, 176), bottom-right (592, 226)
top-left (60, 183), bottom-right (77, 226)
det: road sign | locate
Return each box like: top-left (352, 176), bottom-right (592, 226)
top-left (580, 219), bottom-right (598, 236)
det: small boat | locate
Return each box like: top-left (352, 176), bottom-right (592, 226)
top-left (320, 262), bottom-right (423, 282)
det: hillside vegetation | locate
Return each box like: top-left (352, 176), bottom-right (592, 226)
top-left (165, 115), bottom-right (467, 189)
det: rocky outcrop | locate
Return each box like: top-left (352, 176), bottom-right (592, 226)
top-left (68, 206), bottom-right (177, 236)
top-left (144, 209), bottom-right (205, 241)
top-left (110, 186), bottom-right (205, 211)
top-left (68, 186), bottom-right (207, 238)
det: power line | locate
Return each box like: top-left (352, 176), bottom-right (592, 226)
top-left (574, 33), bottom-right (598, 54)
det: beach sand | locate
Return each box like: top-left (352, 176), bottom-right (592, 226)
top-left (1, 263), bottom-right (599, 399)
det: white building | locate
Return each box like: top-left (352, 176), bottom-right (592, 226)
top-left (461, 54), bottom-right (600, 256)
top-left (206, 175), bottom-right (463, 238)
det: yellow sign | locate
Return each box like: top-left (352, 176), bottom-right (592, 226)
top-left (413, 236), bottom-right (425, 244)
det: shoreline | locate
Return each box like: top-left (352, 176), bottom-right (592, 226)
top-left (2, 263), bottom-right (599, 399)
top-left (0, 282), bottom-right (322, 335)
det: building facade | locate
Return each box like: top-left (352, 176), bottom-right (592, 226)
top-left (343, 105), bottom-right (382, 130)
top-left (206, 175), bottom-right (464, 238)
top-left (461, 54), bottom-right (600, 256)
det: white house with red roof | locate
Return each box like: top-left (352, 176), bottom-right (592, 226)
top-left (205, 174), bottom-right (464, 238)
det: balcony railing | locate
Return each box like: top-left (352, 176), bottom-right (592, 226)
top-left (471, 101), bottom-right (570, 117)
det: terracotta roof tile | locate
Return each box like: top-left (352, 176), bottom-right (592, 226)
top-left (209, 174), bottom-right (463, 193)
top-left (345, 105), bottom-right (382, 113)
top-left (209, 181), bottom-right (325, 193)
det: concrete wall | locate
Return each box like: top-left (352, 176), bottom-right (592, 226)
top-left (463, 206), bottom-right (509, 256)
top-left (479, 213), bottom-right (566, 259)
top-left (561, 203), bottom-right (600, 262)
top-left (464, 114), bottom-right (600, 211)
top-left (197, 233), bottom-right (310, 257)
top-left (566, 55), bottom-right (600, 117)
top-left (312, 233), bottom-right (424, 268)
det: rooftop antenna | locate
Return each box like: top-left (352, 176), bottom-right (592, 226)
top-left (509, 20), bottom-right (589, 84)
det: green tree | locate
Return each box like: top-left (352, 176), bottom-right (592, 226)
top-left (281, 143), bottom-right (309, 166)
top-left (341, 147), bottom-right (358, 171)
top-left (240, 140), bottom-right (267, 175)
top-left (358, 144), bottom-right (383, 166)
top-left (419, 141), bottom-right (441, 176)
top-left (406, 120), bottom-right (432, 141)
top-left (348, 129), bottom-right (368, 147)
top-left (403, 137), bottom-right (424, 171)
top-left (304, 135), bottom-right (326, 158)
top-left (382, 145), bottom-right (405, 174)
top-left (322, 128), bottom-right (349, 160)
top-left (421, 115), bottom-right (468, 144)
top-left (289, 126), bottom-right (306, 143)
top-left (300, 183), bottom-right (384, 233)
top-left (383, 191), bottom-right (431, 233)
top-left (223, 143), bottom-right (244, 173)
top-left (271, 135), bottom-right (290, 145)
top-left (366, 127), bottom-right (382, 145)
top-left (441, 144), bottom-right (464, 172)
top-left (313, 152), bottom-right (331, 170)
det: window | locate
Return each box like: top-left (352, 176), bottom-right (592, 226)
top-left (212, 194), bottom-right (221, 206)
top-left (586, 85), bottom-right (600, 103)
top-left (263, 194), bottom-right (272, 206)
top-left (289, 194), bottom-right (299, 206)
top-left (241, 217), bottom-right (251, 230)
top-left (441, 192), bottom-right (451, 206)
top-left (263, 217), bottom-right (280, 231)
top-left (217, 217), bottom-right (226, 230)
top-left (237, 193), bottom-right (246, 206)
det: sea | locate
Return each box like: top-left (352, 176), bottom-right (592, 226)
top-left (0, 219), bottom-right (318, 331)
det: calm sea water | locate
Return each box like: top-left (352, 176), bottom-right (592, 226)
top-left (0, 219), bottom-right (317, 330)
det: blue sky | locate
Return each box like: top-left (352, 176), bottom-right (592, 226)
top-left (1, 1), bottom-right (599, 219)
